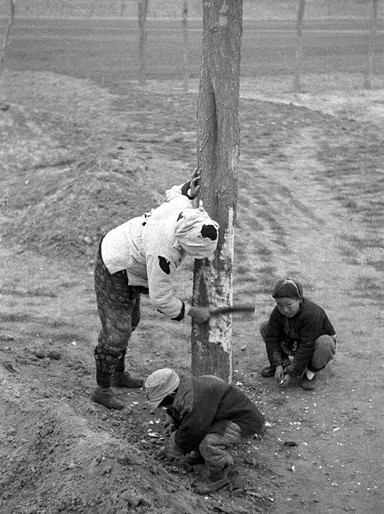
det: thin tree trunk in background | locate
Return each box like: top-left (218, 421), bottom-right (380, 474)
top-left (138, 0), bottom-right (149, 86)
top-left (293, 0), bottom-right (305, 93)
top-left (182, 0), bottom-right (189, 92)
top-left (120, 0), bottom-right (127, 18)
top-left (325, 0), bottom-right (332, 17)
top-left (0, 0), bottom-right (15, 76)
top-left (364, 0), bottom-right (378, 90)
top-left (89, 0), bottom-right (97, 18)
top-left (191, 0), bottom-right (243, 383)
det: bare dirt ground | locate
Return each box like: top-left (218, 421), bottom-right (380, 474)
top-left (1, 70), bottom-right (384, 514)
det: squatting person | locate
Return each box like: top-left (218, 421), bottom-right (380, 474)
top-left (91, 170), bottom-right (219, 410)
top-left (259, 277), bottom-right (337, 391)
top-left (145, 368), bottom-right (265, 494)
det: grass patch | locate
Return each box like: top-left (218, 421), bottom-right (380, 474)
top-left (0, 288), bottom-right (57, 298)
top-left (0, 313), bottom-right (33, 323)
top-left (366, 259), bottom-right (384, 272)
top-left (355, 275), bottom-right (384, 301)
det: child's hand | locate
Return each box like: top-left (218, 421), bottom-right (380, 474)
top-left (169, 432), bottom-right (185, 457)
top-left (274, 365), bottom-right (284, 382)
top-left (278, 374), bottom-right (291, 388)
top-left (165, 421), bottom-right (176, 436)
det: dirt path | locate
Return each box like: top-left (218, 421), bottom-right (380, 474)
top-left (239, 123), bottom-right (384, 513)
top-left (1, 70), bottom-right (384, 513)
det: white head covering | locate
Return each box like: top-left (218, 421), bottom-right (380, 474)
top-left (173, 207), bottom-right (219, 259)
top-left (145, 368), bottom-right (180, 409)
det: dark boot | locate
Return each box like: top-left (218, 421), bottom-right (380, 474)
top-left (195, 467), bottom-right (230, 494)
top-left (112, 349), bottom-right (143, 388)
top-left (260, 366), bottom-right (276, 378)
top-left (301, 374), bottom-right (318, 391)
top-left (91, 386), bottom-right (125, 410)
top-left (92, 349), bottom-right (125, 410)
top-left (111, 372), bottom-right (143, 388)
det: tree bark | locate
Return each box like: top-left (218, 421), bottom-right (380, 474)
top-left (191, 0), bottom-right (243, 383)
top-left (138, 0), bottom-right (149, 86)
top-left (364, 0), bottom-right (378, 90)
top-left (293, 0), bottom-right (305, 93)
top-left (0, 0), bottom-right (15, 76)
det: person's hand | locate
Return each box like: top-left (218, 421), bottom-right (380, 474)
top-left (278, 374), bottom-right (291, 388)
top-left (169, 432), bottom-right (185, 457)
top-left (153, 446), bottom-right (175, 463)
top-left (274, 365), bottom-right (284, 382)
top-left (164, 419), bottom-right (176, 437)
top-left (188, 306), bottom-right (210, 324)
top-left (182, 168), bottom-right (201, 199)
top-left (188, 168), bottom-right (201, 198)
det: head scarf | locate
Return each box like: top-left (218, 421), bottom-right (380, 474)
top-left (174, 207), bottom-right (219, 259)
top-left (145, 368), bottom-right (180, 409)
top-left (272, 277), bottom-right (303, 299)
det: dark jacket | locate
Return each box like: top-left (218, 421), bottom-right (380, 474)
top-left (266, 297), bottom-right (336, 378)
top-left (167, 375), bottom-right (265, 454)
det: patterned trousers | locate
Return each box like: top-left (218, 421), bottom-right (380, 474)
top-left (198, 421), bottom-right (243, 472)
top-left (94, 245), bottom-right (144, 381)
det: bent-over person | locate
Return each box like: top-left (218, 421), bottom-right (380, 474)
top-left (92, 171), bottom-right (219, 410)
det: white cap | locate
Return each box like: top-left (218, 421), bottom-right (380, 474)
top-left (144, 368), bottom-right (180, 409)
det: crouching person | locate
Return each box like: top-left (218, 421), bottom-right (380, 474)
top-left (145, 368), bottom-right (265, 494)
top-left (260, 277), bottom-right (337, 391)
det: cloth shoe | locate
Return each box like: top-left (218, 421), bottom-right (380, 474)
top-left (260, 366), bottom-right (276, 378)
top-left (111, 372), bottom-right (143, 388)
top-left (195, 467), bottom-right (230, 494)
top-left (301, 374), bottom-right (317, 391)
top-left (91, 386), bottom-right (125, 410)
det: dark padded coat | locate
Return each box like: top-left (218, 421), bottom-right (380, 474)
top-left (265, 297), bottom-right (336, 378)
top-left (167, 375), bottom-right (265, 454)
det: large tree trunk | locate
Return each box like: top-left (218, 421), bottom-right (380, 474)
top-left (138, 0), bottom-right (149, 86)
top-left (364, 0), bottom-right (379, 90)
top-left (0, 0), bottom-right (15, 76)
top-left (293, 0), bottom-right (305, 93)
top-left (191, 0), bottom-right (243, 383)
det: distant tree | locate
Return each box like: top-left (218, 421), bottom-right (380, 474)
top-left (0, 0), bottom-right (15, 76)
top-left (364, 0), bottom-right (379, 89)
top-left (89, 0), bottom-right (98, 18)
top-left (191, 0), bottom-right (243, 382)
top-left (58, 0), bottom-right (65, 17)
top-left (181, 0), bottom-right (189, 92)
top-left (120, 0), bottom-right (127, 17)
top-left (293, 0), bottom-right (306, 93)
top-left (138, 0), bottom-right (149, 85)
